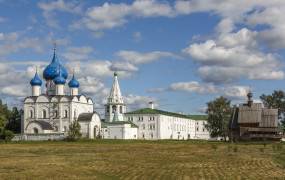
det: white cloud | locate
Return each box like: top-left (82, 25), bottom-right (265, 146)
top-left (183, 28), bottom-right (284, 83)
top-left (222, 86), bottom-right (250, 100)
top-left (124, 94), bottom-right (155, 110)
top-left (0, 32), bottom-right (45, 56)
top-left (38, 0), bottom-right (82, 28)
top-left (63, 46), bottom-right (93, 61)
top-left (168, 81), bottom-right (217, 94)
top-left (116, 50), bottom-right (177, 64)
top-left (149, 81), bottom-right (250, 100)
top-left (110, 61), bottom-right (138, 72)
top-left (133, 31), bottom-right (142, 42)
top-left (76, 0), bottom-right (174, 31)
top-left (1, 85), bottom-right (28, 97)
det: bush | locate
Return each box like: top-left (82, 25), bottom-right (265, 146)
top-left (67, 120), bottom-right (82, 141)
top-left (0, 128), bottom-right (14, 142)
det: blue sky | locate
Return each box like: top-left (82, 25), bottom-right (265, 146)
top-left (1, 0), bottom-right (285, 115)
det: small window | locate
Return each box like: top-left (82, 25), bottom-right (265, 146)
top-left (196, 128), bottom-right (199, 131)
top-left (29, 110), bottom-right (33, 118)
top-left (54, 110), bottom-right (58, 118)
top-left (64, 110), bottom-right (68, 118)
top-left (43, 109), bottom-right (47, 119)
top-left (63, 126), bottom-right (67, 132)
top-left (120, 106), bottom-right (123, 113)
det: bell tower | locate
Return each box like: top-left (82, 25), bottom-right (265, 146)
top-left (105, 72), bottom-right (126, 122)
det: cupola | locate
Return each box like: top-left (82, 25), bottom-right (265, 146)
top-left (43, 48), bottom-right (68, 80)
top-left (30, 71), bottom-right (42, 86)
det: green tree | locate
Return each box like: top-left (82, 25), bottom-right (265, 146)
top-left (260, 90), bottom-right (285, 132)
top-left (205, 96), bottom-right (232, 141)
top-left (5, 107), bottom-right (22, 133)
top-left (0, 127), bottom-right (14, 142)
top-left (0, 100), bottom-right (9, 128)
top-left (67, 120), bottom-right (82, 141)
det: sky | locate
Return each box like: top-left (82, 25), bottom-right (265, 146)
top-left (1, 0), bottom-right (285, 116)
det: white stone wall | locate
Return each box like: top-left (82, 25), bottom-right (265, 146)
top-left (124, 113), bottom-right (210, 140)
top-left (194, 120), bottom-right (210, 140)
top-left (79, 114), bottom-right (101, 139)
top-left (102, 124), bottom-right (137, 139)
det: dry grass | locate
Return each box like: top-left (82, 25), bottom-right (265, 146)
top-left (0, 140), bottom-right (284, 180)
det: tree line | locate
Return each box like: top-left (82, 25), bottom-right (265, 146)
top-left (205, 90), bottom-right (285, 141)
top-left (0, 100), bottom-right (21, 142)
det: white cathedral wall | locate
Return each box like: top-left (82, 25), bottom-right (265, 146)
top-left (23, 95), bottom-right (94, 134)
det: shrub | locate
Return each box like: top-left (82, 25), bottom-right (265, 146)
top-left (0, 128), bottom-right (14, 142)
top-left (67, 120), bottom-right (82, 141)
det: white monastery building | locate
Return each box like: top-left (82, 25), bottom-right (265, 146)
top-left (21, 48), bottom-right (210, 141)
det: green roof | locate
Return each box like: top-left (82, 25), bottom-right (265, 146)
top-left (125, 108), bottom-right (208, 120)
top-left (187, 115), bottom-right (208, 120)
top-left (101, 121), bottom-right (138, 128)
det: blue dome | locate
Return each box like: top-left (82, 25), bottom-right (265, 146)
top-left (68, 74), bottom-right (80, 88)
top-left (30, 72), bottom-right (42, 86)
top-left (53, 65), bottom-right (66, 85)
top-left (53, 75), bottom-right (66, 85)
top-left (43, 51), bottom-right (68, 80)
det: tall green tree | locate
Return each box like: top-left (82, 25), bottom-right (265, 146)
top-left (205, 96), bottom-right (232, 141)
top-left (67, 120), bottom-right (82, 141)
top-left (260, 90), bottom-right (285, 132)
top-left (0, 100), bottom-right (10, 129)
top-left (5, 107), bottom-right (22, 133)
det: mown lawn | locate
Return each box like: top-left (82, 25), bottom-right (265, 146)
top-left (0, 140), bottom-right (284, 180)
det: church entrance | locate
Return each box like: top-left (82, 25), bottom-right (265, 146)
top-left (33, 128), bottom-right (39, 134)
top-left (94, 125), bottom-right (98, 139)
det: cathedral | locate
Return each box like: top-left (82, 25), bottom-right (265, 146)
top-left (22, 48), bottom-right (101, 139)
top-left (20, 48), bottom-right (210, 141)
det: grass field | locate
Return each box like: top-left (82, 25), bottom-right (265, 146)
top-left (0, 140), bottom-right (284, 180)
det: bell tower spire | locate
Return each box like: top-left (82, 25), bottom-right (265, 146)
top-left (105, 72), bottom-right (126, 122)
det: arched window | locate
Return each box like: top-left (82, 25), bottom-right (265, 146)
top-left (33, 128), bottom-right (38, 134)
top-left (43, 109), bottom-right (47, 119)
top-left (74, 110), bottom-right (77, 118)
top-left (120, 106), bottom-right (123, 113)
top-left (64, 110), bottom-right (68, 118)
top-left (54, 110), bottom-right (58, 118)
top-left (29, 110), bottom-right (33, 118)
top-left (112, 105), bottom-right (116, 113)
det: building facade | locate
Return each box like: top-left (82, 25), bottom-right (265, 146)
top-left (22, 48), bottom-right (101, 139)
top-left (124, 107), bottom-right (210, 140)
